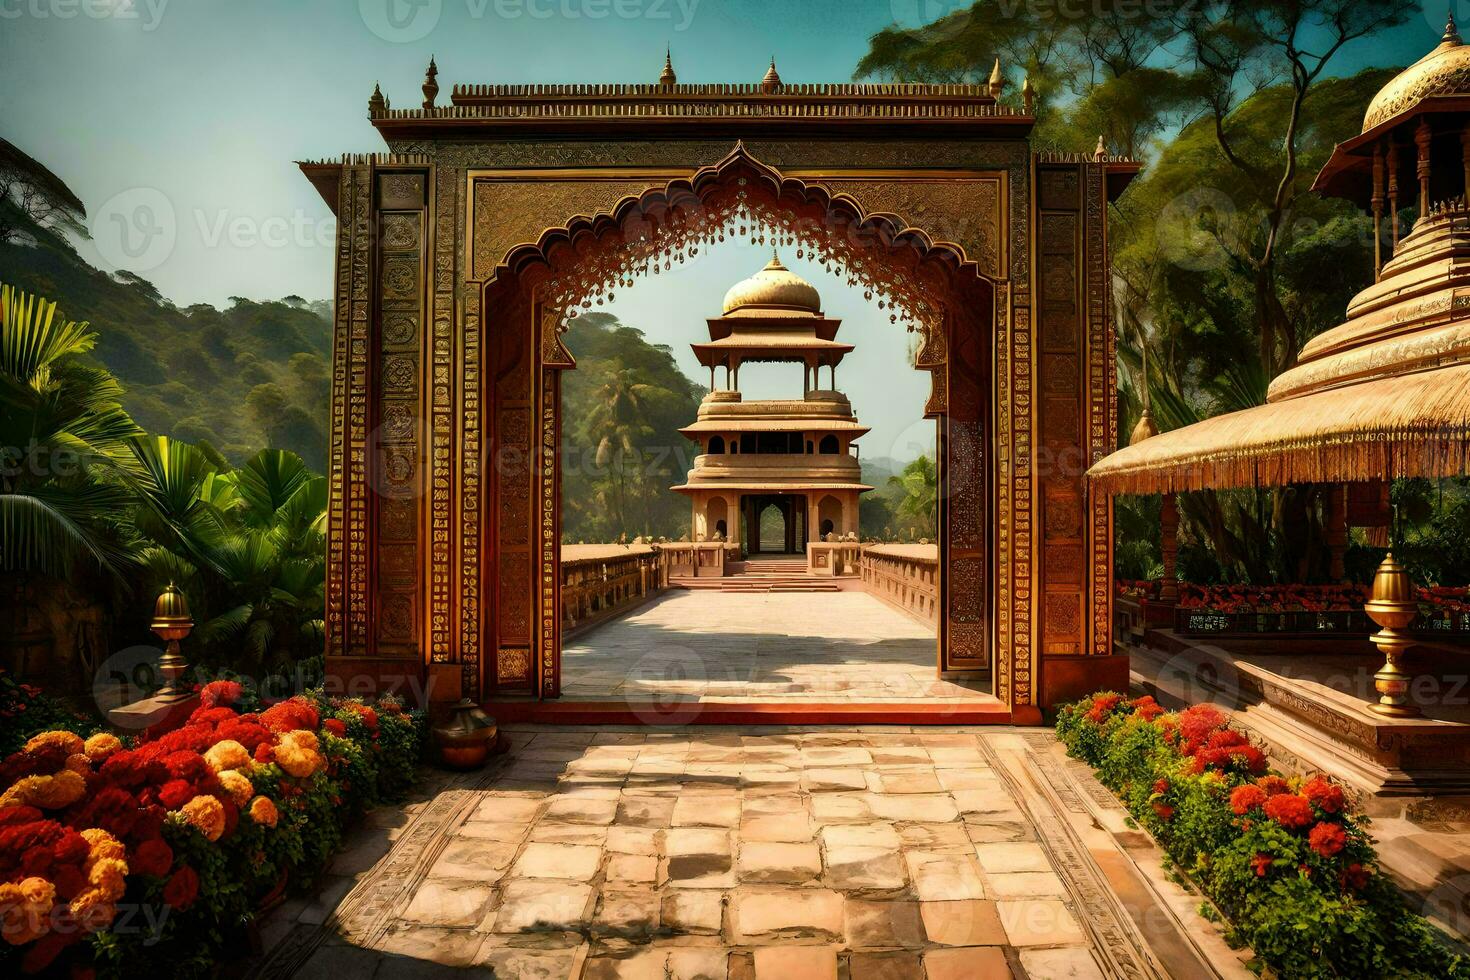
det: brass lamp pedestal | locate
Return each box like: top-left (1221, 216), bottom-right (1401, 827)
top-left (151, 583), bottom-right (194, 700)
top-left (1364, 554), bottom-right (1421, 718)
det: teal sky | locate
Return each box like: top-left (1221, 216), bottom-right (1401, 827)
top-left (0, 0), bottom-right (1447, 456)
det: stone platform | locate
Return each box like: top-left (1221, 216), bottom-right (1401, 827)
top-left (246, 725), bottom-right (1253, 979)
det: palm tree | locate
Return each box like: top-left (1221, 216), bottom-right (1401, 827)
top-left (584, 367), bottom-right (658, 534)
top-left (0, 282), bottom-right (141, 580)
top-left (888, 455), bottom-right (938, 540)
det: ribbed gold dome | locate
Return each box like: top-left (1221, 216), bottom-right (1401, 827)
top-left (721, 254), bottom-right (821, 316)
top-left (1362, 16), bottom-right (1470, 132)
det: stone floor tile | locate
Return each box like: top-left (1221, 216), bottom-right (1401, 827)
top-left (510, 842), bottom-right (603, 880)
top-left (984, 871), bottom-right (1069, 899)
top-left (751, 945), bottom-right (839, 979)
top-left (897, 823), bottom-right (972, 851)
top-left (544, 796), bottom-right (619, 825)
top-left (456, 821), bottom-right (528, 843)
top-left (606, 825), bottom-right (660, 855)
top-left (731, 886), bottom-right (844, 941)
top-left (475, 944), bottom-right (584, 979)
top-left (951, 790), bottom-right (1020, 817)
top-left (801, 747), bottom-right (874, 767)
top-left (661, 888), bottom-right (724, 934)
top-left (673, 794), bottom-right (740, 827)
top-left (844, 899), bottom-right (926, 948)
top-left (665, 828), bottom-right (735, 888)
top-left (741, 812), bottom-right (814, 842)
top-left (934, 768), bottom-right (1000, 792)
top-left (737, 841), bottom-right (822, 883)
top-left (401, 878), bottom-right (497, 927)
top-left (919, 900), bottom-right (1006, 946)
top-left (811, 793), bottom-right (875, 823)
top-left (667, 947), bottom-right (730, 980)
top-left (824, 845), bottom-right (907, 890)
top-left (847, 950), bottom-right (925, 980)
top-left (607, 852), bottom-right (659, 884)
top-left (996, 899), bottom-right (1086, 946)
top-left (868, 793), bottom-right (960, 823)
top-left (377, 924), bottom-right (486, 967)
top-left (820, 822), bottom-right (901, 850)
top-left (470, 795), bottom-right (546, 824)
top-left (488, 880), bottom-right (594, 933)
top-left (592, 887), bottom-right (661, 937)
top-left (530, 822), bottom-right (609, 846)
top-left (904, 851), bottom-right (986, 902)
top-left (1018, 947), bottom-right (1108, 979)
top-left (922, 946), bottom-right (1014, 980)
top-left (874, 769), bottom-right (943, 795)
top-left (741, 793), bottom-right (806, 817)
top-left (973, 842), bottom-right (1052, 875)
top-left (617, 794), bottom-right (676, 827)
top-left (427, 839), bottom-right (516, 881)
top-left (804, 767), bottom-right (873, 792)
top-left (583, 949), bottom-right (668, 980)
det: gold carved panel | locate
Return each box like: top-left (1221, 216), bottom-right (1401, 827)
top-left (811, 176), bottom-right (1003, 279)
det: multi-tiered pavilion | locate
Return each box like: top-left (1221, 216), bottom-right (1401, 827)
top-left (672, 255), bottom-right (872, 555)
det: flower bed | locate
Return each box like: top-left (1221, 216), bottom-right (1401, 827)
top-left (1057, 693), bottom-right (1468, 979)
top-left (0, 681), bottom-right (425, 977)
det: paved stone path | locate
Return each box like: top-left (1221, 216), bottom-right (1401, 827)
top-left (562, 591), bottom-right (992, 703)
top-left (250, 726), bottom-right (1252, 979)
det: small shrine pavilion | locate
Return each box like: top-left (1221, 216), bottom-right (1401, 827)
top-left (672, 255), bottom-right (872, 555)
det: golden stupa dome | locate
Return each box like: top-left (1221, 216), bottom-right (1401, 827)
top-left (721, 254), bottom-right (821, 316)
top-left (1362, 15), bottom-right (1470, 132)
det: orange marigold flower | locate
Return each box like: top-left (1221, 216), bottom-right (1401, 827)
top-left (0, 876), bottom-right (56, 946)
top-left (23, 731), bottom-right (85, 757)
top-left (203, 739), bottom-right (250, 773)
top-left (216, 769), bottom-right (254, 807)
top-left (83, 733), bottom-right (123, 762)
top-left (247, 795), bottom-right (279, 828)
top-left (1308, 821), bottom-right (1347, 858)
top-left (80, 828), bottom-right (127, 865)
top-left (1255, 775), bottom-right (1292, 796)
top-left (178, 795), bottom-right (226, 842)
top-left (1230, 785), bottom-right (1267, 815)
top-left (1302, 776), bottom-right (1345, 815)
top-left (1263, 793), bottom-right (1314, 829)
top-left (0, 769), bottom-right (87, 810)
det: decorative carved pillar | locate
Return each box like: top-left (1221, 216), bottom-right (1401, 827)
top-left (1372, 143), bottom-right (1386, 279)
top-left (1159, 493), bottom-right (1179, 602)
top-left (1416, 118), bottom-right (1433, 217)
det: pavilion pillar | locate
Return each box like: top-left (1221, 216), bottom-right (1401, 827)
top-left (1388, 143), bottom-right (1401, 252)
top-left (1416, 118), bottom-right (1433, 218)
top-left (1159, 493), bottom-right (1180, 602)
top-left (1372, 143), bottom-right (1386, 279)
top-left (1461, 124), bottom-right (1470, 201)
top-left (1326, 484), bottom-right (1349, 584)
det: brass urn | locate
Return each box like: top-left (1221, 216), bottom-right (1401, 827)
top-left (1364, 554), bottom-right (1421, 717)
top-left (432, 699), bottom-right (499, 770)
top-left (150, 583), bottom-right (194, 699)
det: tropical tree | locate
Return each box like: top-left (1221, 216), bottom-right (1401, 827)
top-left (0, 282), bottom-right (141, 580)
top-left (888, 455), bottom-right (938, 539)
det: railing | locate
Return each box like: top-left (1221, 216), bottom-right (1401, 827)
top-left (1174, 606), bottom-right (1470, 637)
top-left (860, 544), bottom-right (939, 626)
top-left (561, 545), bottom-right (664, 636)
top-left (661, 541), bottom-right (738, 578)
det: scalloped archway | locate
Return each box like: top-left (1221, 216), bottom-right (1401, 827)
top-left (477, 145), bottom-right (996, 702)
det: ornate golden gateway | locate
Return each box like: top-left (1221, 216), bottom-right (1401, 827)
top-left (299, 62), bottom-right (1137, 719)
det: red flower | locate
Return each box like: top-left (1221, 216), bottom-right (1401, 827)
top-left (260, 698), bottom-right (319, 734)
top-left (1152, 801), bottom-right (1174, 821)
top-left (1256, 775), bottom-right (1292, 796)
top-left (1308, 822), bottom-right (1347, 858)
top-left (1302, 776), bottom-right (1345, 815)
top-left (1251, 852), bottom-right (1274, 877)
top-left (1152, 778), bottom-right (1170, 795)
top-left (158, 778), bottom-right (195, 810)
top-left (1340, 862), bottom-right (1370, 890)
top-left (163, 865), bottom-right (200, 910)
top-left (131, 839), bottom-right (174, 877)
top-left (1263, 794), bottom-right (1315, 829)
top-left (324, 719), bottom-right (347, 738)
top-left (1230, 785), bottom-right (1267, 815)
top-left (199, 680), bottom-right (243, 708)
top-left (1085, 692), bottom-right (1123, 724)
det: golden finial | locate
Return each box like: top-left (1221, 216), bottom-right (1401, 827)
top-left (1094, 134), bottom-right (1108, 161)
top-left (422, 56), bottom-right (439, 110)
top-left (1446, 8), bottom-right (1463, 43)
top-left (660, 46), bottom-right (677, 86)
top-left (1128, 409), bottom-right (1159, 446)
top-left (988, 57), bottom-right (1004, 99)
top-left (762, 57), bottom-right (782, 93)
top-left (368, 82), bottom-right (386, 116)
top-left (1021, 75), bottom-right (1034, 113)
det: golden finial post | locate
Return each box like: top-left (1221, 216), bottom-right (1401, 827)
top-left (368, 82), bottom-right (386, 116)
top-left (150, 583), bottom-right (194, 699)
top-left (762, 57), bottom-right (782, 93)
top-left (422, 56), bottom-right (439, 110)
top-left (660, 46), bottom-right (677, 87)
top-left (1364, 553), bottom-right (1423, 717)
top-left (988, 57), bottom-right (1004, 99)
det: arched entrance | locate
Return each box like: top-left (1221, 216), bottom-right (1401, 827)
top-left (482, 146), bottom-right (995, 700)
top-left (308, 75), bottom-right (1133, 721)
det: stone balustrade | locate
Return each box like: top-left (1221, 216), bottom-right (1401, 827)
top-left (560, 545), bottom-right (665, 637)
top-left (859, 544), bottom-right (939, 626)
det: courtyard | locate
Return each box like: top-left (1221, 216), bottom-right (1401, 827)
top-left (248, 725), bottom-right (1249, 980)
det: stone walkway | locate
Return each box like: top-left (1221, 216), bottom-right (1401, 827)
top-left (249, 726), bottom-right (1252, 979)
top-left (562, 592), bottom-right (992, 703)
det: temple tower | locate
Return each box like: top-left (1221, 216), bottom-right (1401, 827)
top-left (672, 255), bottom-right (873, 555)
